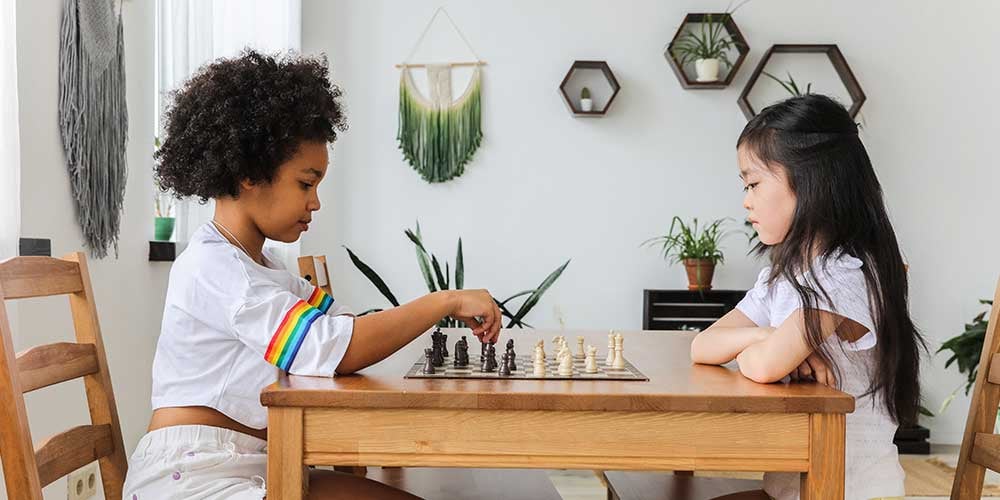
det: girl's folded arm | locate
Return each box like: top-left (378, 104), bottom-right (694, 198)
top-left (690, 308), bottom-right (774, 365)
top-left (735, 308), bottom-right (844, 383)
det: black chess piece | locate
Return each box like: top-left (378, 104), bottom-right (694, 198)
top-left (486, 343), bottom-right (498, 371)
top-left (454, 336), bottom-right (469, 367)
top-left (442, 333), bottom-right (449, 357)
top-left (499, 352), bottom-right (511, 376)
top-left (505, 339), bottom-right (517, 371)
top-left (480, 341), bottom-right (487, 364)
top-left (432, 337), bottom-right (444, 367)
top-left (421, 348), bottom-right (435, 374)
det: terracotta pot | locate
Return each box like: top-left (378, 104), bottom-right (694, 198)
top-left (683, 258), bottom-right (716, 291)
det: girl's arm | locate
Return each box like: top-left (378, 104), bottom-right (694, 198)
top-left (735, 308), bottom-right (847, 383)
top-left (337, 289), bottom-right (500, 374)
top-left (690, 308), bottom-right (775, 365)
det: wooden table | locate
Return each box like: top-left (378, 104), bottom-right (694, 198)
top-left (261, 330), bottom-right (853, 499)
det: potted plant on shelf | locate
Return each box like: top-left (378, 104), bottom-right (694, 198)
top-left (671, 13), bottom-right (742, 83)
top-left (152, 136), bottom-right (176, 242)
top-left (763, 70), bottom-right (812, 97)
top-left (579, 87), bottom-right (593, 112)
top-left (643, 217), bottom-right (730, 291)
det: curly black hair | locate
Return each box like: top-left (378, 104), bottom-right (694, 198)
top-left (155, 49), bottom-right (347, 201)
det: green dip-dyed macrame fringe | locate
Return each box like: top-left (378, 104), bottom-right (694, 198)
top-left (397, 67), bottom-right (483, 183)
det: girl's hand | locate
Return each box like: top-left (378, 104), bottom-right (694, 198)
top-left (790, 351), bottom-right (836, 386)
top-left (450, 289), bottom-right (502, 343)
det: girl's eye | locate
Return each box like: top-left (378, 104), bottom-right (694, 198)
top-left (743, 182), bottom-right (758, 192)
top-left (300, 182), bottom-right (314, 190)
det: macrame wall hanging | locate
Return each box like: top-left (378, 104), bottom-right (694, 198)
top-left (396, 7), bottom-right (485, 184)
top-left (59, 0), bottom-right (128, 258)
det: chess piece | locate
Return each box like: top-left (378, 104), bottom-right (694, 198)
top-left (585, 345), bottom-right (598, 373)
top-left (455, 336), bottom-right (469, 367)
top-left (606, 331), bottom-right (615, 367)
top-left (535, 340), bottom-right (545, 359)
top-left (442, 333), bottom-right (449, 357)
top-left (576, 336), bottom-right (585, 358)
top-left (558, 352), bottom-right (573, 376)
top-left (499, 352), bottom-right (512, 376)
top-left (613, 334), bottom-right (625, 369)
top-left (505, 339), bottom-right (517, 371)
top-left (421, 348), bottom-right (436, 374)
top-left (533, 346), bottom-right (546, 377)
top-left (481, 341), bottom-right (488, 364)
top-left (482, 343), bottom-right (498, 372)
top-left (432, 336), bottom-right (444, 367)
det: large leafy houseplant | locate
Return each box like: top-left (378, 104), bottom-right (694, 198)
top-left (643, 217), bottom-right (730, 291)
top-left (937, 300), bottom-right (992, 415)
top-left (345, 222), bottom-right (570, 328)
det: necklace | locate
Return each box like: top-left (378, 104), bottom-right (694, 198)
top-left (211, 219), bottom-right (257, 263)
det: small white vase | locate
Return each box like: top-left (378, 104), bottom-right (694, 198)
top-left (695, 58), bottom-right (721, 82)
top-left (580, 98), bottom-right (593, 112)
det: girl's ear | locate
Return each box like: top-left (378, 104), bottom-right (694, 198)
top-left (240, 178), bottom-right (258, 192)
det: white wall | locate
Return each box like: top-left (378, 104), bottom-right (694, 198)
top-left (6, 0), bottom-right (159, 498)
top-left (301, 0), bottom-right (1000, 445)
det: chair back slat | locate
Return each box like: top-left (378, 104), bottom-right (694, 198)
top-left (298, 255), bottom-right (333, 295)
top-left (34, 424), bottom-right (114, 488)
top-left (17, 342), bottom-right (99, 393)
top-left (0, 252), bottom-right (127, 500)
top-left (952, 277), bottom-right (1000, 498)
top-left (0, 256), bottom-right (84, 299)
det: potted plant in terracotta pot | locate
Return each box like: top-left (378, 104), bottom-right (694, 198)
top-left (643, 217), bottom-right (729, 291)
top-left (671, 13), bottom-right (742, 83)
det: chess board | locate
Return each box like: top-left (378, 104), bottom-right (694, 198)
top-left (405, 353), bottom-right (649, 381)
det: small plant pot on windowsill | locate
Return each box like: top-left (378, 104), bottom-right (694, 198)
top-left (154, 217), bottom-right (175, 241)
top-left (684, 258), bottom-right (716, 291)
top-left (695, 58), bottom-right (721, 82)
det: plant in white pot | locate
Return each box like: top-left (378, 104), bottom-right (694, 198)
top-left (671, 13), bottom-right (742, 83)
top-left (580, 87), bottom-right (593, 112)
top-left (643, 217), bottom-right (730, 291)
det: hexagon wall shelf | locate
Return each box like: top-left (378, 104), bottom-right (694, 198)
top-left (665, 13), bottom-right (750, 90)
top-left (558, 60), bottom-right (621, 117)
top-left (738, 44), bottom-right (866, 120)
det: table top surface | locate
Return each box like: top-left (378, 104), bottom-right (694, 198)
top-left (261, 329), bottom-right (854, 414)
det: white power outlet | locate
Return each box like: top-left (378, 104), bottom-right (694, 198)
top-left (67, 462), bottom-right (98, 500)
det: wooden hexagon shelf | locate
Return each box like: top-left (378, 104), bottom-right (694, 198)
top-left (665, 13), bottom-right (749, 89)
top-left (558, 60), bottom-right (621, 117)
top-left (738, 44), bottom-right (866, 119)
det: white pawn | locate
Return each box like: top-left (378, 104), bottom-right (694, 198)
top-left (606, 331), bottom-right (615, 367)
top-left (585, 345), bottom-right (598, 373)
top-left (613, 334), bottom-right (625, 369)
top-left (558, 352), bottom-right (573, 376)
top-left (576, 336), bottom-right (586, 358)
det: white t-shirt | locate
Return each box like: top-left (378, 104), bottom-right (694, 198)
top-left (151, 223), bottom-right (355, 429)
top-left (735, 252), bottom-right (905, 500)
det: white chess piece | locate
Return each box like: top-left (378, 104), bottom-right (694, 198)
top-left (606, 331), bottom-right (615, 367)
top-left (533, 346), bottom-right (547, 376)
top-left (558, 352), bottom-right (573, 376)
top-left (536, 340), bottom-right (545, 359)
top-left (613, 334), bottom-right (625, 369)
top-left (576, 336), bottom-right (586, 358)
top-left (585, 345), bottom-right (598, 373)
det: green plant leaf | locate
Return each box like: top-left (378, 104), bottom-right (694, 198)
top-left (405, 227), bottom-right (438, 293)
top-left (456, 238), bottom-right (464, 290)
top-left (432, 254), bottom-right (448, 291)
top-left (507, 260), bottom-right (570, 328)
top-left (343, 246), bottom-right (400, 307)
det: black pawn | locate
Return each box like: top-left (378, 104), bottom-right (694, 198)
top-left (421, 348), bottom-right (435, 374)
top-left (499, 352), bottom-right (511, 376)
top-left (506, 348), bottom-right (517, 372)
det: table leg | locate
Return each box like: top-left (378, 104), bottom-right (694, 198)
top-left (268, 407), bottom-right (306, 500)
top-left (801, 413), bottom-right (845, 500)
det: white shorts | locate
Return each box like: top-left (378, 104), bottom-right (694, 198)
top-left (123, 425), bottom-right (267, 500)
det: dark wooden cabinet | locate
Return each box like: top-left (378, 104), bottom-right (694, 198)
top-left (643, 289), bottom-right (747, 331)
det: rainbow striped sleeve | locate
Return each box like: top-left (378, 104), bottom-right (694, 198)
top-left (306, 287), bottom-right (334, 314)
top-left (264, 300), bottom-right (324, 371)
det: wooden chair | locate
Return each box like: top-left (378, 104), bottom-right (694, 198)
top-left (0, 253), bottom-right (128, 500)
top-left (952, 277), bottom-right (1000, 498)
top-left (297, 254), bottom-right (565, 498)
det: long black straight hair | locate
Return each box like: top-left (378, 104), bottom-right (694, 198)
top-left (737, 94), bottom-right (926, 424)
